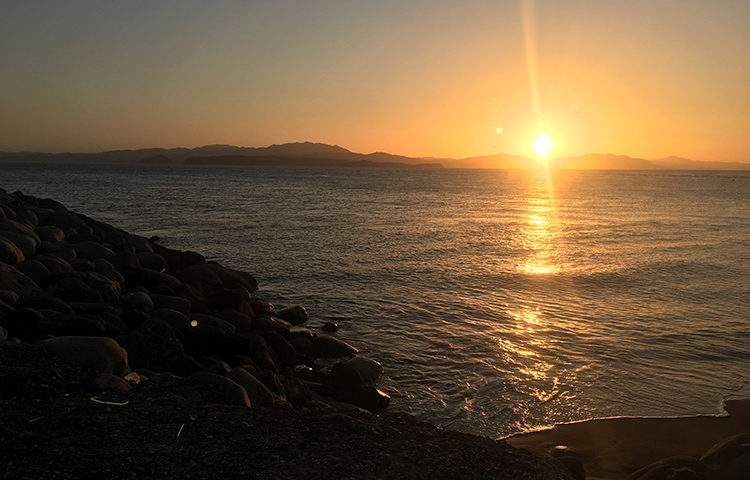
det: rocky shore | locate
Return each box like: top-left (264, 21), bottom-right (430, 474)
top-left (0, 188), bottom-right (572, 479)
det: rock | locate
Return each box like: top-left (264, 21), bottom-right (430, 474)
top-left (552, 457), bottom-right (585, 480)
top-left (252, 314), bottom-right (291, 336)
top-left (0, 289), bottom-right (19, 306)
top-left (137, 252), bottom-right (167, 272)
top-left (289, 337), bottom-right (313, 362)
top-left (275, 305), bottom-right (309, 325)
top-left (0, 231), bottom-right (37, 258)
top-left (279, 374), bottom-right (312, 406)
top-left (16, 295), bottom-right (73, 314)
top-left (225, 368), bottom-right (275, 407)
top-left (335, 385), bottom-right (390, 413)
top-left (44, 241), bottom-right (77, 263)
top-left (150, 294), bottom-right (191, 315)
top-left (93, 258), bottom-right (125, 286)
top-left (122, 291), bottom-right (154, 312)
top-left (15, 259), bottom-right (52, 287)
top-left (627, 455), bottom-right (709, 480)
top-left (37, 336), bottom-right (130, 376)
top-left (190, 313), bottom-right (237, 336)
top-left (313, 335), bottom-right (358, 358)
top-left (249, 299), bottom-right (274, 316)
top-left (73, 241), bottom-right (115, 260)
top-left (228, 333), bottom-right (279, 372)
top-left (161, 249), bottom-right (205, 271)
top-left (0, 234), bottom-right (25, 264)
top-left (258, 331), bottom-right (296, 366)
top-left (150, 308), bottom-right (193, 331)
top-left (37, 314), bottom-right (107, 337)
top-left (112, 251), bottom-right (140, 270)
top-left (185, 371), bottom-right (251, 407)
top-left (14, 207), bottom-right (38, 227)
top-left (126, 234), bottom-right (154, 253)
top-left (35, 225), bottom-right (65, 243)
top-left (122, 267), bottom-right (182, 294)
top-left (71, 259), bottom-right (95, 272)
top-left (328, 362), bottom-right (366, 389)
top-left (343, 357), bottom-right (383, 385)
top-left (38, 256), bottom-right (74, 275)
top-left (116, 318), bottom-right (185, 372)
top-left (92, 373), bottom-right (132, 393)
top-left (0, 262), bottom-right (42, 298)
top-left (217, 309), bottom-right (253, 333)
top-left (701, 433), bottom-right (750, 480)
top-left (322, 321), bottom-right (339, 332)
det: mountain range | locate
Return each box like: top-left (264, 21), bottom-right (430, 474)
top-left (1, 142), bottom-right (748, 170)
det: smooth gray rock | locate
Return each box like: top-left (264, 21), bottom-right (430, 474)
top-left (313, 335), bottom-right (358, 358)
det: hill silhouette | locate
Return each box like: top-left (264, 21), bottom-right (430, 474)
top-left (0, 142), bottom-right (748, 170)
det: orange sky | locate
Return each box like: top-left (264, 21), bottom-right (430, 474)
top-left (1, 1), bottom-right (748, 162)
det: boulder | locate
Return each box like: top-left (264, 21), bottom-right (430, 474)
top-left (701, 433), bottom-right (750, 480)
top-left (225, 368), bottom-right (275, 407)
top-left (37, 314), bottom-right (107, 337)
top-left (0, 235), bottom-right (25, 264)
top-left (150, 308), bottom-right (193, 331)
top-left (185, 372), bottom-right (250, 407)
top-left (38, 256), bottom-right (74, 275)
top-left (122, 291), bottom-right (154, 313)
top-left (0, 262), bottom-right (42, 298)
top-left (313, 335), bottom-right (358, 358)
top-left (334, 385), bottom-right (390, 414)
top-left (73, 241), bottom-right (115, 260)
top-left (150, 294), bottom-right (191, 315)
top-left (216, 309), bottom-right (253, 333)
top-left (258, 331), bottom-right (296, 366)
top-left (252, 315), bottom-right (291, 336)
top-left (343, 356), bottom-right (383, 385)
top-left (15, 295), bottom-right (74, 315)
top-left (92, 373), bottom-right (132, 393)
top-left (35, 225), bottom-right (65, 243)
top-left (0, 307), bottom-right (45, 341)
top-left (116, 318), bottom-right (185, 372)
top-left (322, 321), bottom-right (339, 332)
top-left (15, 259), bottom-right (52, 287)
top-left (275, 305), bottom-right (309, 325)
top-left (137, 252), bottom-right (167, 272)
top-left (0, 231), bottom-right (37, 258)
top-left (627, 455), bottom-right (709, 480)
top-left (279, 374), bottom-right (312, 406)
top-left (37, 336), bottom-right (130, 376)
top-left (93, 258), bottom-right (124, 286)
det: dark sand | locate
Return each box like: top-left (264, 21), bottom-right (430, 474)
top-left (507, 399), bottom-right (750, 479)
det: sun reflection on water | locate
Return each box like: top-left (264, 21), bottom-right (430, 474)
top-left (519, 176), bottom-right (560, 275)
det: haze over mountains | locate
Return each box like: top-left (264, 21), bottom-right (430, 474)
top-left (1, 142), bottom-right (748, 170)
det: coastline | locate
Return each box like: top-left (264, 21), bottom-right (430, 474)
top-left (1, 187), bottom-right (747, 479)
top-left (508, 400), bottom-right (750, 479)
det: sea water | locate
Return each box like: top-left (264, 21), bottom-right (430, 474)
top-left (2, 163), bottom-right (749, 438)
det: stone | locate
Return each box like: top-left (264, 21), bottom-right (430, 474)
top-left (38, 256), bottom-right (74, 275)
top-left (217, 309), bottom-right (253, 333)
top-left (0, 262), bottom-right (42, 298)
top-left (150, 308), bottom-right (193, 331)
top-left (13, 207), bottom-right (38, 227)
top-left (37, 336), bottom-right (130, 376)
top-left (73, 241), bottom-right (115, 260)
top-left (312, 335), bottom-right (358, 358)
top-left (342, 356), bottom-right (383, 385)
top-left (37, 314), bottom-right (107, 337)
top-left (627, 455), bottom-right (709, 480)
top-left (93, 258), bottom-right (124, 286)
top-left (15, 259), bottom-right (52, 287)
top-left (252, 314), bottom-right (291, 336)
top-left (116, 318), bottom-right (185, 372)
top-left (258, 331), bottom-right (296, 366)
top-left (122, 267), bottom-right (182, 294)
top-left (137, 252), bottom-right (167, 272)
top-left (225, 368), bottom-right (275, 407)
top-left (45, 241), bottom-right (77, 263)
top-left (122, 291), bottom-right (154, 312)
top-left (35, 225), bottom-right (65, 243)
top-left (701, 433), bottom-right (750, 480)
top-left (279, 374), bottom-right (312, 406)
top-left (0, 231), bottom-right (37, 258)
top-left (322, 321), bottom-right (339, 332)
top-left (150, 294), bottom-right (191, 315)
top-left (334, 385), bottom-right (390, 413)
top-left (0, 234), bottom-right (25, 264)
top-left (0, 307), bottom-right (44, 341)
top-left (71, 259), bottom-right (95, 272)
top-left (275, 305), bottom-right (309, 325)
top-left (249, 299), bottom-right (274, 316)
top-left (0, 289), bottom-right (19, 306)
top-left (190, 313), bottom-right (237, 336)
top-left (185, 372), bottom-right (250, 407)
top-left (289, 337), bottom-right (313, 362)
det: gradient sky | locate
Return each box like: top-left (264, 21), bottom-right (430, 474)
top-left (1, 0), bottom-right (748, 161)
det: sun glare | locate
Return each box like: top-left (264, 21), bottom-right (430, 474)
top-left (532, 132), bottom-right (553, 159)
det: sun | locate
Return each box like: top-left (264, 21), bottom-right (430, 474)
top-left (532, 132), bottom-right (553, 159)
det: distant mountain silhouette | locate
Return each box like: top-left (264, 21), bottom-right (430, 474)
top-left (0, 142), bottom-right (748, 170)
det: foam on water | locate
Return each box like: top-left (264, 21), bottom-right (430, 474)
top-left (2, 163), bottom-right (749, 437)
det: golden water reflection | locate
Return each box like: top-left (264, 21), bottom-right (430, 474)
top-left (519, 179), bottom-right (560, 275)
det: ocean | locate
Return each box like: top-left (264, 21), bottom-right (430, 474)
top-left (2, 163), bottom-right (749, 438)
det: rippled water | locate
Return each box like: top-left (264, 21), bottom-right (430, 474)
top-left (2, 163), bottom-right (749, 437)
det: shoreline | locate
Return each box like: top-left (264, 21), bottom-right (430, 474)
top-left (508, 399), bottom-right (750, 479)
top-left (1, 187), bottom-right (747, 479)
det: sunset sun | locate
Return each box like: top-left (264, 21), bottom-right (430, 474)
top-left (532, 132), bottom-right (553, 159)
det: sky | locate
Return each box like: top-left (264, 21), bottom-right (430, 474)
top-left (1, 0), bottom-right (748, 162)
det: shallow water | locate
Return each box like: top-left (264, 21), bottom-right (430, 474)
top-left (2, 163), bottom-right (749, 437)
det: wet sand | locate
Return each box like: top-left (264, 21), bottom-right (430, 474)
top-left (507, 399), bottom-right (750, 479)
